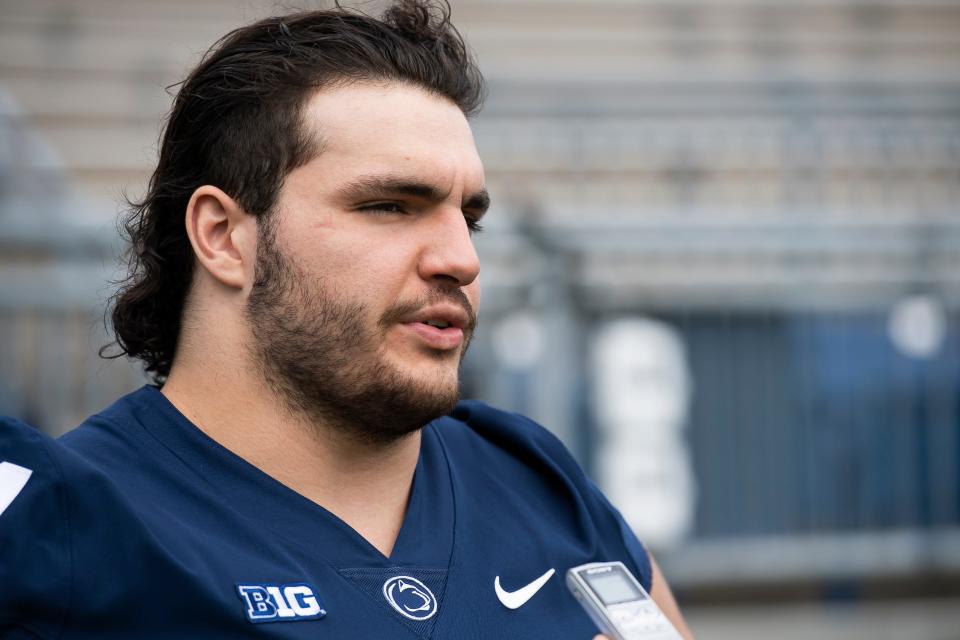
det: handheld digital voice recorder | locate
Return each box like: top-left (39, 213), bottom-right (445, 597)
top-left (566, 561), bottom-right (683, 640)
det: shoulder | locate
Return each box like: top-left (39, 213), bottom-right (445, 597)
top-left (435, 401), bottom-right (654, 592)
top-left (447, 400), bottom-right (556, 439)
top-left (1, 411), bottom-right (130, 542)
top-left (437, 400), bottom-right (593, 500)
top-left (1, 414), bottom-right (63, 468)
top-left (442, 400), bottom-right (580, 471)
top-left (1, 405), bottom-right (179, 636)
top-left (0, 417), bottom-right (73, 636)
top-left (0, 416), bottom-right (73, 522)
top-left (57, 386), bottom-right (152, 454)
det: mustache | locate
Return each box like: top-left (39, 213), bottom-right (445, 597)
top-left (379, 288), bottom-right (477, 334)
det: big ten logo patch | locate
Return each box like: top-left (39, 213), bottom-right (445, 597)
top-left (235, 583), bottom-right (326, 623)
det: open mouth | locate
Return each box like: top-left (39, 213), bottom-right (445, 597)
top-left (401, 315), bottom-right (466, 351)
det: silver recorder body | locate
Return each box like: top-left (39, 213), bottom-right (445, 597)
top-left (566, 561), bottom-right (683, 640)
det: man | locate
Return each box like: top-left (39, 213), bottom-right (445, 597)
top-left (0, 2), bottom-right (693, 638)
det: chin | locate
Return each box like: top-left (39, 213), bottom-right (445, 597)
top-left (398, 356), bottom-right (461, 392)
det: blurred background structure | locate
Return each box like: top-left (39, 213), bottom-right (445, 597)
top-left (1, 1), bottom-right (958, 637)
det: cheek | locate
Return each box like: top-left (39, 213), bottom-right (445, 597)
top-left (320, 244), bottom-right (414, 308)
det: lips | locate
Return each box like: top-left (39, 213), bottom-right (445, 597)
top-left (402, 305), bottom-right (469, 331)
top-left (397, 304), bottom-right (471, 351)
top-left (402, 322), bottom-right (464, 350)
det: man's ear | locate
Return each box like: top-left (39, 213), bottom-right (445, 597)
top-left (184, 185), bottom-right (256, 291)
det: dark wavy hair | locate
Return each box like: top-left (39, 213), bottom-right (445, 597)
top-left (101, 0), bottom-right (485, 384)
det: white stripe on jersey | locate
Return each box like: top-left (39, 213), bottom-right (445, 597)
top-left (0, 461), bottom-right (33, 517)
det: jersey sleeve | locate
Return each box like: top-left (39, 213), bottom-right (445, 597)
top-left (0, 417), bottom-right (72, 639)
top-left (585, 478), bottom-right (654, 593)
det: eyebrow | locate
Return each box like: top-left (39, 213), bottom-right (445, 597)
top-left (337, 174), bottom-right (490, 216)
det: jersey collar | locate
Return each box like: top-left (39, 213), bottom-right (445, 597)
top-left (128, 385), bottom-right (456, 570)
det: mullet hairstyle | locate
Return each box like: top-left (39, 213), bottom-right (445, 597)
top-left (102, 0), bottom-right (485, 383)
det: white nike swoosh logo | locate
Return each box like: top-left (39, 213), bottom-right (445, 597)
top-left (0, 461), bottom-right (33, 517)
top-left (494, 568), bottom-right (556, 610)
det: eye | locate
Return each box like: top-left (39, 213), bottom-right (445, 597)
top-left (464, 215), bottom-right (484, 234)
top-left (357, 202), bottom-right (408, 215)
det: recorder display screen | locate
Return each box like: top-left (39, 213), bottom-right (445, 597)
top-left (584, 567), bottom-right (645, 605)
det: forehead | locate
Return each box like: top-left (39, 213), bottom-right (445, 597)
top-left (300, 81), bottom-right (485, 189)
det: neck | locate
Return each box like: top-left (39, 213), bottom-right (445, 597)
top-left (161, 358), bottom-right (421, 557)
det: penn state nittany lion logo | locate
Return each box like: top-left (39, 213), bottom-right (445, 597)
top-left (382, 576), bottom-right (438, 621)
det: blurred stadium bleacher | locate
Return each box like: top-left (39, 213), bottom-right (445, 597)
top-left (1, 1), bottom-right (958, 637)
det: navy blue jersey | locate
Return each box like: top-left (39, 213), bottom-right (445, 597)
top-left (1, 386), bottom-right (652, 639)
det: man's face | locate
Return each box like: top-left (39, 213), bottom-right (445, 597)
top-left (245, 82), bottom-right (487, 443)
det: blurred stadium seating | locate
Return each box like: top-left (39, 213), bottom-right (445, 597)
top-left (1, 1), bottom-right (958, 636)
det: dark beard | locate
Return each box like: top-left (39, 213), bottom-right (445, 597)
top-left (244, 220), bottom-right (475, 446)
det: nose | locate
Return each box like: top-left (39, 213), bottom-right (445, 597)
top-left (417, 207), bottom-right (481, 287)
